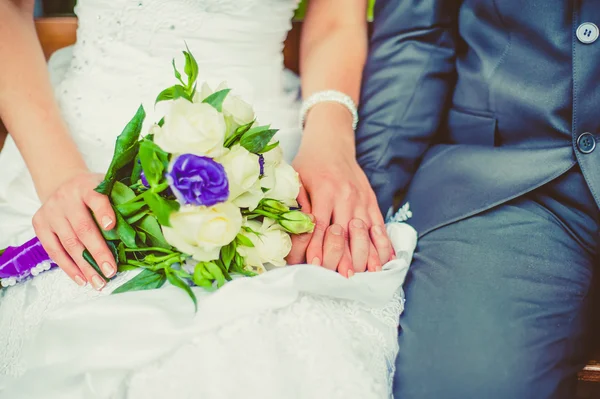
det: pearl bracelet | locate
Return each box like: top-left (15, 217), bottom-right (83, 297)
top-left (300, 90), bottom-right (359, 131)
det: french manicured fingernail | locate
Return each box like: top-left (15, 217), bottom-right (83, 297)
top-left (91, 275), bottom-right (106, 290)
top-left (101, 262), bottom-right (115, 277)
top-left (330, 224), bottom-right (343, 235)
top-left (351, 219), bottom-right (365, 228)
top-left (347, 269), bottom-right (355, 278)
top-left (311, 257), bottom-right (321, 266)
top-left (102, 216), bottom-right (113, 230)
top-left (74, 275), bottom-right (86, 287)
top-left (376, 265), bottom-right (383, 272)
top-left (373, 226), bottom-right (384, 235)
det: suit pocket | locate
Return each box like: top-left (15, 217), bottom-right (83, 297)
top-left (445, 108), bottom-right (496, 146)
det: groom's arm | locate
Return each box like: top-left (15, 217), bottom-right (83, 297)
top-left (356, 0), bottom-right (461, 213)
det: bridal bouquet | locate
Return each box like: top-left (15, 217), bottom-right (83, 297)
top-left (0, 47), bottom-right (313, 308)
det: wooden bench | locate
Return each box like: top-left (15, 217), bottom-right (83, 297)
top-left (3, 17), bottom-right (600, 386)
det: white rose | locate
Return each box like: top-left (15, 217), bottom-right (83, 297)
top-left (217, 144), bottom-right (263, 210)
top-left (261, 161), bottom-right (300, 207)
top-left (232, 180), bottom-right (263, 210)
top-left (262, 143), bottom-right (283, 165)
top-left (148, 123), bottom-right (162, 137)
top-left (162, 202), bottom-right (242, 262)
top-left (237, 218), bottom-right (292, 272)
top-left (195, 82), bottom-right (255, 132)
top-left (154, 98), bottom-right (227, 157)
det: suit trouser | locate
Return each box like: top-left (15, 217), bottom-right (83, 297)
top-left (393, 166), bottom-right (599, 399)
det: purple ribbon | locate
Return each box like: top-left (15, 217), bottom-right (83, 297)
top-left (0, 237), bottom-right (56, 280)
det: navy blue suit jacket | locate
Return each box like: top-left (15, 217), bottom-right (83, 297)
top-left (357, 0), bottom-right (600, 236)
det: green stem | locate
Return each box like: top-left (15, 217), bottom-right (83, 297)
top-left (152, 182), bottom-right (169, 194)
top-left (146, 252), bottom-right (184, 264)
top-left (123, 182), bottom-right (169, 205)
top-left (127, 260), bottom-right (157, 270)
top-left (245, 209), bottom-right (279, 220)
top-left (125, 193), bottom-right (146, 205)
top-left (124, 247), bottom-right (174, 254)
top-left (157, 254), bottom-right (185, 269)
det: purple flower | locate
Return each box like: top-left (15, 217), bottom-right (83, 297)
top-left (140, 171), bottom-right (149, 188)
top-left (258, 154), bottom-right (265, 176)
top-left (166, 154), bottom-right (229, 206)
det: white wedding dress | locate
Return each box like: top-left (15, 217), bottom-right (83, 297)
top-left (0, 1), bottom-right (417, 398)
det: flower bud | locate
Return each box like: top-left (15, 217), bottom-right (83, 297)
top-left (278, 211), bottom-right (314, 234)
top-left (261, 199), bottom-right (289, 214)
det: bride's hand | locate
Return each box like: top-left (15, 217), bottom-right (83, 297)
top-left (32, 171), bottom-right (117, 290)
top-left (287, 104), bottom-right (393, 277)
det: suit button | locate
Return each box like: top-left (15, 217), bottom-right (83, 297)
top-left (577, 132), bottom-right (596, 154)
top-left (577, 22), bottom-right (599, 44)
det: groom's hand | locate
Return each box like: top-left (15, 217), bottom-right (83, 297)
top-left (287, 186), bottom-right (352, 276)
top-left (287, 106), bottom-right (393, 275)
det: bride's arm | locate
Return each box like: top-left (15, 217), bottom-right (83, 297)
top-left (0, 1), bottom-right (117, 288)
top-left (0, 2), bottom-right (85, 198)
top-left (288, 0), bottom-right (393, 276)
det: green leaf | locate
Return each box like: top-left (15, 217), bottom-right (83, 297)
top-left (136, 215), bottom-right (171, 249)
top-left (220, 242), bottom-right (236, 271)
top-left (202, 89), bottom-right (231, 112)
top-left (139, 139), bottom-right (169, 187)
top-left (215, 259), bottom-right (232, 281)
top-left (236, 234), bottom-right (255, 248)
top-left (205, 261), bottom-right (226, 287)
top-left (95, 105), bottom-right (146, 195)
top-left (166, 268), bottom-right (197, 311)
top-left (101, 227), bottom-right (120, 241)
top-left (137, 230), bottom-right (147, 243)
top-left (183, 47), bottom-right (199, 89)
top-left (107, 241), bottom-right (119, 260)
top-left (193, 263), bottom-right (214, 287)
top-left (231, 252), bottom-right (257, 277)
top-left (117, 242), bottom-right (127, 264)
top-left (125, 211), bottom-right (148, 225)
top-left (155, 84), bottom-right (191, 105)
top-left (193, 276), bottom-right (213, 288)
top-left (234, 251), bottom-right (243, 268)
top-left (157, 117), bottom-right (165, 128)
top-left (82, 249), bottom-right (110, 282)
top-left (110, 181), bottom-right (136, 205)
top-left (114, 208), bottom-right (138, 249)
top-left (172, 58), bottom-right (184, 85)
top-left (196, 262), bottom-right (214, 279)
top-left (224, 119), bottom-right (255, 148)
top-left (117, 264), bottom-right (140, 272)
top-left (0, 248), bottom-right (5, 257)
top-left (117, 201), bottom-right (147, 218)
top-left (144, 191), bottom-right (179, 227)
top-left (239, 125), bottom-right (279, 153)
top-left (113, 269), bottom-right (166, 294)
top-left (130, 153), bottom-right (143, 185)
top-left (258, 141), bottom-right (279, 154)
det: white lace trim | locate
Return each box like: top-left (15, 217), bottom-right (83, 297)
top-left (386, 202), bottom-right (413, 223)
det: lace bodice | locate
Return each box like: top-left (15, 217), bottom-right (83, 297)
top-left (72, 0), bottom-right (299, 96)
top-left (56, 0), bottom-right (302, 169)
